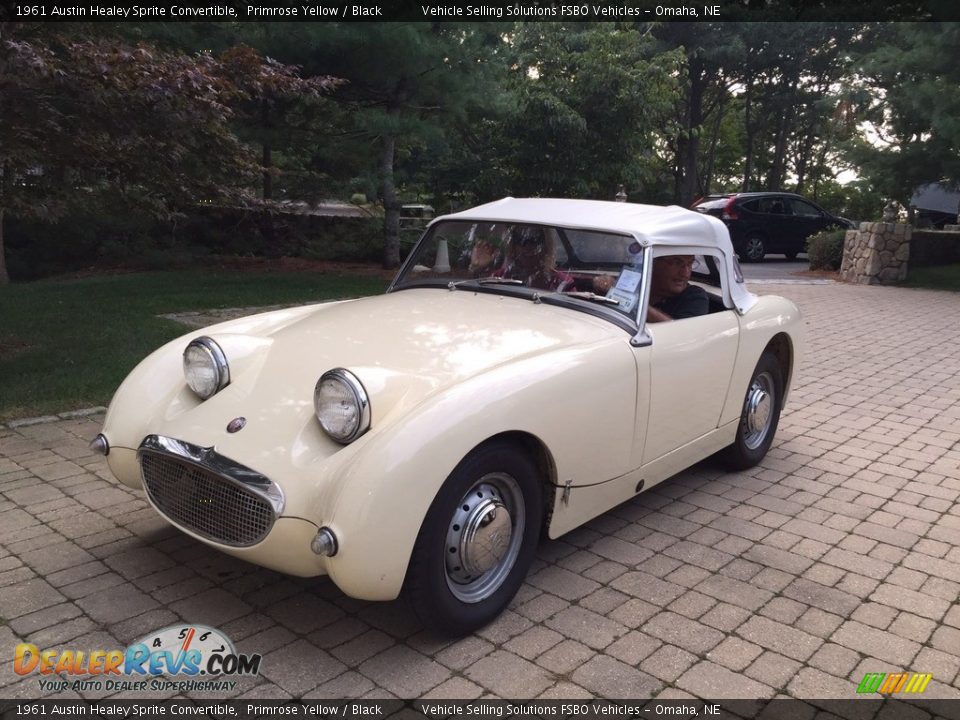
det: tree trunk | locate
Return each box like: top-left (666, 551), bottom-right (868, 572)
top-left (702, 92), bottom-right (726, 196)
top-left (767, 82), bottom-right (798, 190)
top-left (381, 132), bottom-right (401, 269)
top-left (0, 158), bottom-right (7, 284)
top-left (811, 144), bottom-right (830, 199)
top-left (262, 100), bottom-right (273, 201)
top-left (795, 128), bottom-right (814, 195)
top-left (260, 101), bottom-right (276, 254)
top-left (680, 59), bottom-right (705, 206)
top-left (742, 83), bottom-right (755, 192)
top-left (0, 208), bottom-right (8, 285)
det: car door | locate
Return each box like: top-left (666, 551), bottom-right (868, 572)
top-left (640, 311), bottom-right (739, 465)
top-left (634, 251), bottom-right (740, 467)
top-left (749, 196), bottom-right (792, 253)
top-left (787, 198), bottom-right (828, 247)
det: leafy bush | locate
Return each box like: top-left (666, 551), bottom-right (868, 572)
top-left (301, 218), bottom-right (383, 263)
top-left (6, 205), bottom-right (167, 280)
top-left (806, 228), bottom-right (846, 270)
top-left (6, 206), bottom-right (387, 280)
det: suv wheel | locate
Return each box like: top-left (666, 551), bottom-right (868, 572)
top-left (743, 234), bottom-right (766, 263)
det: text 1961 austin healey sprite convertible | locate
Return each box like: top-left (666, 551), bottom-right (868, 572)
top-left (94, 198), bottom-right (803, 635)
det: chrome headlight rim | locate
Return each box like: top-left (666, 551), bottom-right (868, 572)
top-left (183, 336), bottom-right (230, 400)
top-left (314, 368), bottom-right (370, 444)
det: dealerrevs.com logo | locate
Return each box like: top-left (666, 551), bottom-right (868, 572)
top-left (14, 625), bottom-right (261, 694)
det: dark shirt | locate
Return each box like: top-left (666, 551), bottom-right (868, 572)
top-left (653, 284), bottom-right (709, 319)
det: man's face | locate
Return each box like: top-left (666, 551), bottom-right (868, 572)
top-left (652, 255), bottom-right (694, 298)
top-left (513, 235), bottom-right (545, 271)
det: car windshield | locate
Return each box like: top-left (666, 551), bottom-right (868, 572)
top-left (391, 220), bottom-right (645, 319)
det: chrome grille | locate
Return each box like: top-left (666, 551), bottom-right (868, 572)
top-left (140, 450), bottom-right (275, 547)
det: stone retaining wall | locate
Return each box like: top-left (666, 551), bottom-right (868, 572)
top-left (909, 229), bottom-right (960, 267)
top-left (839, 222), bottom-right (911, 285)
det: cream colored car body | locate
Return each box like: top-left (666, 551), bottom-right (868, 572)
top-left (99, 198), bottom-right (803, 603)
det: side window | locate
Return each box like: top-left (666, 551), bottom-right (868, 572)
top-left (756, 197), bottom-right (785, 214)
top-left (741, 199), bottom-right (759, 212)
top-left (694, 254), bottom-right (728, 315)
top-left (545, 227), bottom-right (569, 265)
top-left (647, 253), bottom-right (719, 323)
top-left (690, 254), bottom-right (720, 286)
top-left (789, 199), bottom-right (823, 218)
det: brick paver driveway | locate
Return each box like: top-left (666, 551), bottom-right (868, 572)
top-left (1, 281), bottom-right (958, 701)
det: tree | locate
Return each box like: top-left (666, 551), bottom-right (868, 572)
top-left (649, 23), bottom-right (742, 205)
top-left (851, 22), bottom-right (960, 206)
top-left (726, 23), bottom-right (863, 195)
top-left (292, 23), bottom-right (502, 268)
top-left (0, 23), bottom-right (335, 284)
top-left (495, 23), bottom-right (679, 200)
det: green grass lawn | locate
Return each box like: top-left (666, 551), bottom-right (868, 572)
top-left (0, 269), bottom-right (387, 422)
top-left (901, 263), bottom-right (960, 291)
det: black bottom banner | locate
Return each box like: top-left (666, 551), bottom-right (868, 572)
top-left (2, 699), bottom-right (960, 720)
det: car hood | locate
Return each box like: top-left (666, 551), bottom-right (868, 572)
top-left (153, 288), bottom-right (626, 460)
top-left (254, 288), bottom-right (619, 410)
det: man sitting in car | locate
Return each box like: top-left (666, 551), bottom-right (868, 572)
top-left (646, 255), bottom-right (709, 322)
top-left (593, 254), bottom-right (709, 322)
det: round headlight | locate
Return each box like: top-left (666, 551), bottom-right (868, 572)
top-left (183, 337), bottom-right (230, 400)
top-left (314, 369), bottom-right (370, 444)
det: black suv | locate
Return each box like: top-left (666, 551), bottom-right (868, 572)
top-left (692, 192), bottom-right (853, 262)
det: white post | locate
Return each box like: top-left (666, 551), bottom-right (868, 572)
top-left (433, 238), bottom-right (451, 273)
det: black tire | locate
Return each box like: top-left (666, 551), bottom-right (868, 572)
top-left (404, 442), bottom-right (543, 636)
top-left (723, 351), bottom-right (784, 470)
top-left (742, 234), bottom-right (766, 263)
top-left (784, 251), bottom-right (799, 261)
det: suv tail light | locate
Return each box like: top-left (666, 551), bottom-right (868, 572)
top-left (722, 197), bottom-right (740, 221)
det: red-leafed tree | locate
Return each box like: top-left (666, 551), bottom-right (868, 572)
top-left (0, 24), bottom-right (341, 284)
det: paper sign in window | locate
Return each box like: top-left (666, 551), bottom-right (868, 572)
top-left (615, 268), bottom-right (642, 293)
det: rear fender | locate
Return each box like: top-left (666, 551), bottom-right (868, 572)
top-left (720, 296), bottom-right (803, 426)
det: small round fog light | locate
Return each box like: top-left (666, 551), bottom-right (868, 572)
top-left (90, 433), bottom-right (110, 456)
top-left (311, 527), bottom-right (338, 557)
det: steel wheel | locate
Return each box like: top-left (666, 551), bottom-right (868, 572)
top-left (405, 442), bottom-right (542, 636)
top-left (742, 371), bottom-right (775, 451)
top-left (723, 350), bottom-right (784, 470)
top-left (444, 473), bottom-right (524, 603)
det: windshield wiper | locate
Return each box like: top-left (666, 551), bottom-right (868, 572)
top-left (447, 276), bottom-right (524, 290)
top-left (560, 290), bottom-right (621, 306)
top-left (478, 276), bottom-right (523, 285)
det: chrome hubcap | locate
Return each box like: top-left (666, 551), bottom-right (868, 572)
top-left (460, 497), bottom-right (511, 576)
top-left (445, 475), bottom-right (524, 603)
top-left (743, 372), bottom-right (775, 450)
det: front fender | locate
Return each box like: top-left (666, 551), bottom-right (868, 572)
top-left (322, 337), bottom-right (637, 601)
top-left (101, 304), bottom-right (330, 487)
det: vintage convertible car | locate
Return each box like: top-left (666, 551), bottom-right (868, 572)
top-left (94, 198), bottom-right (803, 635)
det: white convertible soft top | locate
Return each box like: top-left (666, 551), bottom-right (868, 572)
top-left (436, 197), bottom-right (757, 314)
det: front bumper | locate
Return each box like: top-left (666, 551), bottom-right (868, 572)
top-left (109, 436), bottom-right (328, 578)
top-left (138, 435), bottom-right (284, 547)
